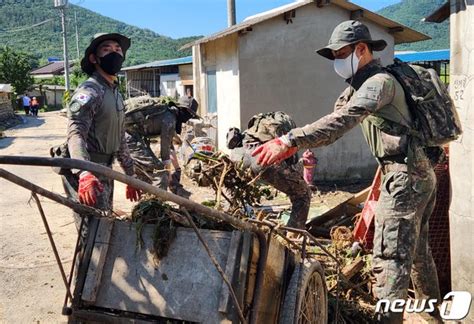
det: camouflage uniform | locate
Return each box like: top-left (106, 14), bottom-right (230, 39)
top-left (63, 72), bottom-right (134, 213)
top-left (230, 142), bottom-right (311, 229)
top-left (124, 96), bottom-right (177, 190)
top-left (285, 60), bottom-right (441, 323)
top-left (125, 131), bottom-right (168, 190)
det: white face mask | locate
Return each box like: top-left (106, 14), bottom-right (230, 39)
top-left (333, 51), bottom-right (360, 79)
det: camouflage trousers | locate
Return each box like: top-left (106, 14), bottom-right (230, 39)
top-left (373, 150), bottom-right (441, 324)
top-left (126, 132), bottom-right (168, 190)
top-left (230, 147), bottom-right (311, 229)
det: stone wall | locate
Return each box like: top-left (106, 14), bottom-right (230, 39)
top-left (0, 93), bottom-right (14, 121)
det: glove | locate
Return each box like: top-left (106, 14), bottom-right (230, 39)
top-left (78, 172), bottom-right (104, 206)
top-left (126, 185), bottom-right (142, 202)
top-left (251, 138), bottom-right (298, 166)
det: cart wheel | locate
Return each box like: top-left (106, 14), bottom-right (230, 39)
top-left (279, 260), bottom-right (328, 324)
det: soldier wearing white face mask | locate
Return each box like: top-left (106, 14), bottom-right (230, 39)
top-left (252, 20), bottom-right (442, 324)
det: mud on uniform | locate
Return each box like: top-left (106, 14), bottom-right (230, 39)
top-left (63, 72), bottom-right (134, 214)
top-left (285, 59), bottom-right (440, 321)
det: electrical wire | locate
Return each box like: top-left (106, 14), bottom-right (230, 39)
top-left (0, 18), bottom-right (54, 34)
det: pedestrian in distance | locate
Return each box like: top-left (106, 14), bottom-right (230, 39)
top-left (252, 20), bottom-right (444, 324)
top-left (30, 97), bottom-right (39, 116)
top-left (22, 94), bottom-right (31, 115)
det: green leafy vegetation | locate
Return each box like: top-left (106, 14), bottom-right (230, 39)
top-left (0, 0), bottom-right (201, 67)
top-left (377, 0), bottom-right (449, 51)
top-left (0, 46), bottom-right (34, 95)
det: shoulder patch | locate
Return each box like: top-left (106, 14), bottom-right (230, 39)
top-left (69, 101), bottom-right (82, 113)
top-left (73, 92), bottom-right (92, 105)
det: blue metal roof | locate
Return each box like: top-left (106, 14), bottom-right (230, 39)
top-left (395, 49), bottom-right (450, 63)
top-left (122, 56), bottom-right (192, 71)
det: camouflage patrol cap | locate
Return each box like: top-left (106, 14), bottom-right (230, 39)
top-left (316, 20), bottom-right (387, 60)
top-left (81, 33), bottom-right (131, 75)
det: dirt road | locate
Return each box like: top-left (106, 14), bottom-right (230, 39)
top-left (0, 112), bottom-right (134, 323)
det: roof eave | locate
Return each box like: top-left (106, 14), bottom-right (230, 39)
top-left (181, 0), bottom-right (430, 49)
top-left (423, 1), bottom-right (449, 23)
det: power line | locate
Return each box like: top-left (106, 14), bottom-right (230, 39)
top-left (0, 18), bottom-right (54, 34)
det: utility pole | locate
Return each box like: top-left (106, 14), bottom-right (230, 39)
top-left (74, 9), bottom-right (80, 61)
top-left (227, 0), bottom-right (236, 27)
top-left (54, 0), bottom-right (70, 92)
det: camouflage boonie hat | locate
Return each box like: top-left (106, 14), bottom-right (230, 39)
top-left (316, 20), bottom-right (387, 60)
top-left (81, 33), bottom-right (131, 75)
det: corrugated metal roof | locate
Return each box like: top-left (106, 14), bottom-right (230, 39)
top-left (30, 61), bottom-right (74, 75)
top-left (122, 56), bottom-right (192, 71)
top-left (395, 49), bottom-right (450, 62)
top-left (181, 0), bottom-right (430, 49)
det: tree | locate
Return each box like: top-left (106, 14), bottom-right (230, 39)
top-left (0, 46), bottom-right (35, 95)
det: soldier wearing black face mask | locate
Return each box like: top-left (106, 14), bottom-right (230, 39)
top-left (62, 33), bottom-right (141, 226)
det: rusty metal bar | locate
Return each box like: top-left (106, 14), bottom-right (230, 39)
top-left (0, 168), bottom-right (103, 218)
top-left (62, 217), bottom-right (84, 315)
top-left (247, 219), bottom-right (302, 251)
top-left (31, 192), bottom-right (73, 300)
top-left (0, 156), bottom-right (260, 233)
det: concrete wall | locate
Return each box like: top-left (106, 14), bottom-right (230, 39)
top-left (29, 88), bottom-right (65, 108)
top-left (448, 1), bottom-right (474, 321)
top-left (160, 73), bottom-right (184, 98)
top-left (237, 4), bottom-right (394, 180)
top-left (199, 34), bottom-right (240, 150)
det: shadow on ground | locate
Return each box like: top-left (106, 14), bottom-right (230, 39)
top-left (0, 115), bottom-right (47, 150)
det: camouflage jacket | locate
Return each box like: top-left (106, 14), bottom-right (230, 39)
top-left (286, 60), bottom-right (412, 158)
top-left (66, 72), bottom-right (134, 175)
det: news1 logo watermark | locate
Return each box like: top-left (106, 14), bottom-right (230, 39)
top-left (375, 291), bottom-right (472, 320)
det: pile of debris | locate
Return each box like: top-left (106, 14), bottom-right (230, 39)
top-left (184, 151), bottom-right (275, 213)
top-left (130, 150), bottom-right (377, 322)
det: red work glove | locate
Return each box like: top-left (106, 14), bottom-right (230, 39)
top-left (78, 171), bottom-right (104, 206)
top-left (126, 185), bottom-right (142, 202)
top-left (251, 138), bottom-right (298, 166)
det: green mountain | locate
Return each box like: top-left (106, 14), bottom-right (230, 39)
top-left (0, 0), bottom-right (200, 67)
top-left (0, 0), bottom-right (448, 68)
top-left (377, 0), bottom-right (449, 51)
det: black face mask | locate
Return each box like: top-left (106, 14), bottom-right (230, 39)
top-left (97, 52), bottom-right (124, 75)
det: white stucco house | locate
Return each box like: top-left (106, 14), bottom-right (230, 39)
top-left (183, 0), bottom-right (429, 181)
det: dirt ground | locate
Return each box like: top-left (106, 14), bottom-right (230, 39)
top-left (0, 111), bottom-right (368, 323)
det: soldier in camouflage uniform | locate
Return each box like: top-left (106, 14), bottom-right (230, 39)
top-left (253, 21), bottom-right (442, 323)
top-left (124, 95), bottom-right (199, 192)
top-left (63, 33), bottom-right (141, 219)
top-left (228, 127), bottom-right (311, 230)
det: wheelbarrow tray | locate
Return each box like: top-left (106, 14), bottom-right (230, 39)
top-left (71, 217), bottom-right (291, 323)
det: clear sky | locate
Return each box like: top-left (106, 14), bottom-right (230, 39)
top-left (76, 0), bottom-right (401, 39)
